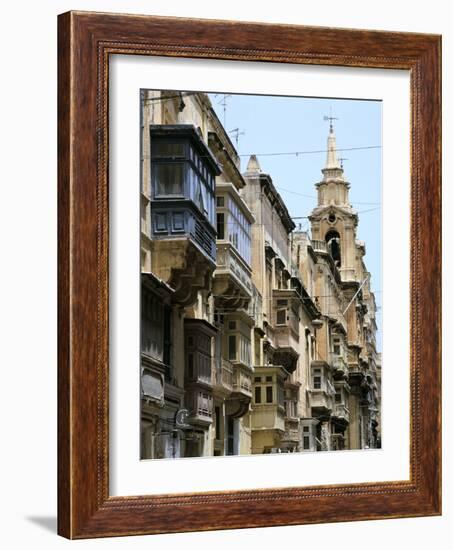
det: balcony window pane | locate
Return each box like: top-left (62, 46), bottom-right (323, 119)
top-left (255, 386), bottom-right (261, 404)
top-left (141, 290), bottom-right (164, 360)
top-left (313, 376), bottom-right (321, 390)
top-left (226, 195), bottom-right (252, 267)
top-left (217, 213), bottom-right (225, 239)
top-left (155, 163), bottom-right (184, 195)
top-left (200, 183), bottom-right (208, 216)
top-left (276, 309), bottom-right (287, 325)
top-left (228, 335), bottom-right (236, 361)
top-left (188, 353), bottom-right (194, 379)
top-left (266, 386), bottom-right (273, 403)
top-left (163, 306), bottom-right (171, 378)
top-left (227, 417), bottom-right (234, 455)
top-left (194, 177), bottom-right (204, 212)
top-left (153, 141), bottom-right (185, 158)
top-left (215, 407), bottom-right (221, 440)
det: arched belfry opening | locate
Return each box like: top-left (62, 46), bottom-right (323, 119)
top-left (325, 230), bottom-right (341, 267)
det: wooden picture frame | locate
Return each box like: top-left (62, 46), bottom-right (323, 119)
top-left (58, 10), bottom-right (441, 539)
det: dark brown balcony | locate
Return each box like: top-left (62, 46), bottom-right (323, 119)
top-left (184, 318), bottom-right (216, 387)
top-left (185, 387), bottom-right (214, 427)
top-left (184, 318), bottom-right (216, 427)
top-left (272, 289), bottom-right (300, 373)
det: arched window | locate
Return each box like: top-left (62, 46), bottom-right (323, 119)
top-left (325, 229), bottom-right (341, 267)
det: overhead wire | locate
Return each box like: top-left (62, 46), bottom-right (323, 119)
top-left (141, 144), bottom-right (381, 161)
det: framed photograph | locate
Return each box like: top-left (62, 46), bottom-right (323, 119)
top-left (58, 11), bottom-right (441, 538)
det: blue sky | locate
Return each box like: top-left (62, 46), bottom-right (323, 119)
top-left (209, 93), bottom-right (382, 351)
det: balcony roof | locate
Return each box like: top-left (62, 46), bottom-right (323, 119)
top-left (184, 317), bottom-right (218, 336)
top-left (150, 124), bottom-right (221, 175)
top-left (141, 272), bottom-right (174, 298)
top-left (208, 132), bottom-right (247, 190)
top-left (254, 364), bottom-right (291, 379)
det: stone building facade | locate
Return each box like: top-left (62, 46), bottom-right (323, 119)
top-left (140, 90), bottom-right (381, 459)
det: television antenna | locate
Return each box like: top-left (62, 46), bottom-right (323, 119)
top-left (217, 94), bottom-right (232, 127)
top-left (229, 127), bottom-right (245, 148)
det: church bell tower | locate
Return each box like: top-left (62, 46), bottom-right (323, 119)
top-left (309, 117), bottom-right (360, 282)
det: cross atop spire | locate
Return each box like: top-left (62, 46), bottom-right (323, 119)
top-left (323, 112), bottom-right (338, 133)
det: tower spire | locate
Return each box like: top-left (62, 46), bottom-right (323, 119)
top-left (315, 116), bottom-right (350, 208)
top-left (323, 114), bottom-right (341, 171)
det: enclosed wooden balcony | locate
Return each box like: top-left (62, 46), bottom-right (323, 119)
top-left (214, 179), bottom-right (254, 309)
top-left (281, 417), bottom-right (300, 449)
top-left (184, 318), bottom-right (216, 427)
top-left (185, 387), bottom-right (214, 427)
top-left (330, 353), bottom-right (349, 378)
top-left (332, 380), bottom-right (350, 428)
top-left (308, 361), bottom-right (335, 417)
top-left (225, 364), bottom-right (253, 418)
top-left (308, 389), bottom-right (333, 417)
top-left (149, 125), bottom-right (221, 306)
top-left (251, 365), bottom-right (287, 433)
top-left (348, 360), bottom-right (367, 388)
top-left (213, 242), bottom-right (253, 308)
top-left (232, 365), bottom-right (252, 400)
top-left (141, 365), bottom-right (165, 406)
top-left (332, 403), bottom-right (350, 424)
top-left (184, 318), bottom-right (216, 386)
top-left (251, 403), bottom-right (286, 433)
top-left (272, 289), bottom-right (300, 373)
top-left (213, 358), bottom-right (234, 397)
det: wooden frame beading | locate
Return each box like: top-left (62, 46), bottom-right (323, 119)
top-left (58, 10), bottom-right (441, 538)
